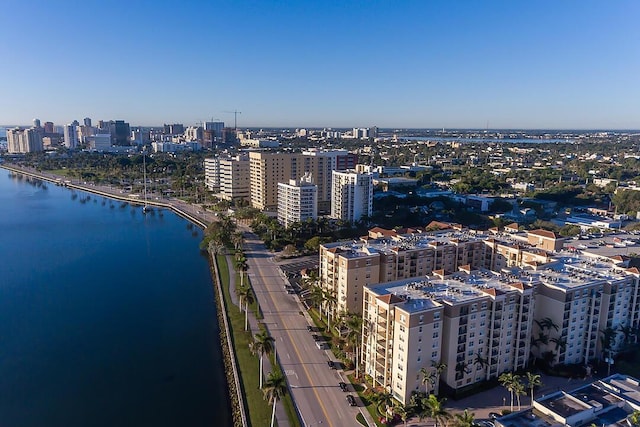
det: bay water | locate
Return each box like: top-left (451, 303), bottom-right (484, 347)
top-left (0, 170), bottom-right (231, 427)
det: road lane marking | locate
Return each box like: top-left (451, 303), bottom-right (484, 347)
top-left (253, 259), bottom-right (334, 427)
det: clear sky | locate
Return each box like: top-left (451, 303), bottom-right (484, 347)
top-left (1, 0), bottom-right (639, 129)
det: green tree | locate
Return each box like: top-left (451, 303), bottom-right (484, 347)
top-left (262, 370), bottom-right (288, 427)
top-left (452, 409), bottom-right (476, 427)
top-left (499, 372), bottom-right (521, 412)
top-left (526, 372), bottom-right (542, 404)
top-left (420, 367), bottom-right (436, 394)
top-left (394, 403), bottom-right (412, 427)
top-left (421, 394), bottom-right (450, 427)
top-left (250, 330), bottom-right (274, 389)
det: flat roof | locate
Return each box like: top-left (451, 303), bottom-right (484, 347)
top-left (366, 269), bottom-right (531, 313)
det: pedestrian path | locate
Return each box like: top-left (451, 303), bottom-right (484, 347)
top-left (226, 250), bottom-right (290, 427)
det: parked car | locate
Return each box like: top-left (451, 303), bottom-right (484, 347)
top-left (327, 360), bottom-right (336, 369)
top-left (312, 334), bottom-right (320, 341)
top-left (306, 325), bottom-right (313, 332)
top-left (339, 382), bottom-right (348, 392)
top-left (489, 412), bottom-right (501, 420)
top-left (346, 395), bottom-right (357, 406)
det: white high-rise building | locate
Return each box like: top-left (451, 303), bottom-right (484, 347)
top-left (63, 124), bottom-right (78, 148)
top-left (277, 174), bottom-right (318, 228)
top-left (219, 156), bottom-right (250, 202)
top-left (204, 157), bottom-right (221, 191)
top-left (330, 170), bottom-right (372, 223)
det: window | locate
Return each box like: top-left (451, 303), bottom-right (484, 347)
top-left (431, 351), bottom-right (438, 358)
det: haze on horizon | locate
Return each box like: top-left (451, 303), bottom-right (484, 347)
top-left (1, 0), bottom-right (638, 130)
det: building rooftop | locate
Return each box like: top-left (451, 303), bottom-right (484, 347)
top-left (322, 229), bottom-right (487, 259)
top-left (366, 269), bottom-right (532, 313)
top-left (497, 375), bottom-right (640, 427)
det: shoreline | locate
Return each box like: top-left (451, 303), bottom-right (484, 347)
top-left (0, 162), bottom-right (248, 427)
top-left (0, 163), bottom-right (210, 229)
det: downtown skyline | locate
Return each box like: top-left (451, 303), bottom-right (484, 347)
top-left (1, 0), bottom-right (639, 129)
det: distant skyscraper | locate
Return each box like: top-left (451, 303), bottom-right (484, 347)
top-left (43, 122), bottom-right (54, 133)
top-left (109, 120), bottom-right (131, 145)
top-left (63, 124), bottom-right (78, 148)
top-left (33, 118), bottom-right (41, 128)
top-left (83, 117), bottom-right (92, 127)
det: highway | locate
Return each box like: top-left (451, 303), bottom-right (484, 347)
top-left (243, 231), bottom-right (372, 427)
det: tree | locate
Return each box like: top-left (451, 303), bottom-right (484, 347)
top-left (250, 331), bottom-right (274, 388)
top-left (420, 366), bottom-right (436, 394)
top-left (343, 312), bottom-right (364, 378)
top-left (394, 403), bottom-right (412, 427)
top-left (452, 409), bottom-right (476, 427)
top-left (262, 370), bottom-right (287, 427)
top-left (525, 372), bottom-right (542, 404)
top-left (234, 254), bottom-right (248, 289)
top-left (421, 394), bottom-right (450, 427)
top-left (514, 379), bottom-right (526, 410)
top-left (499, 372), bottom-right (521, 412)
top-left (236, 285), bottom-right (254, 331)
top-left (432, 360), bottom-right (447, 392)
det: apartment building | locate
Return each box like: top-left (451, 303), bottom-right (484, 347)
top-left (249, 150), bottom-right (357, 212)
top-left (330, 170), bottom-right (373, 223)
top-left (249, 152), bottom-right (301, 210)
top-left (277, 174), bottom-right (317, 228)
top-left (530, 256), bottom-right (640, 366)
top-left (320, 228), bottom-right (487, 314)
top-left (363, 269), bottom-right (535, 403)
top-left (6, 127), bottom-right (43, 153)
top-left (218, 156), bottom-right (250, 202)
top-left (204, 157), bottom-right (220, 191)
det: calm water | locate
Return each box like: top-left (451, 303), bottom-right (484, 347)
top-left (0, 171), bottom-right (231, 427)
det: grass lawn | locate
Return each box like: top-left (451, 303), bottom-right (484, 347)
top-left (218, 255), bottom-right (300, 427)
top-left (218, 255), bottom-right (272, 427)
top-left (347, 374), bottom-right (385, 427)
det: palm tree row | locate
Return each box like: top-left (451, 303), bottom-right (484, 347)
top-left (251, 327), bottom-right (288, 427)
top-left (498, 371), bottom-right (542, 412)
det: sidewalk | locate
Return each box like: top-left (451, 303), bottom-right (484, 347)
top-left (226, 252), bottom-right (290, 427)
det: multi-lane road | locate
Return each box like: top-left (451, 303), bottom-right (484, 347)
top-left (243, 230), bottom-right (373, 427)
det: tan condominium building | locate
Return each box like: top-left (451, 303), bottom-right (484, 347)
top-left (363, 268), bottom-right (535, 403)
top-left (277, 174), bottom-right (317, 228)
top-left (249, 150), bottom-right (358, 212)
top-left (320, 227), bottom-right (487, 314)
top-left (530, 256), bottom-right (640, 366)
top-left (218, 155), bottom-right (250, 202)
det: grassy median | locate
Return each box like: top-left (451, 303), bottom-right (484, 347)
top-left (217, 254), bottom-right (300, 427)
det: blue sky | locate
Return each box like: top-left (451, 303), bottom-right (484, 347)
top-left (1, 0), bottom-right (639, 129)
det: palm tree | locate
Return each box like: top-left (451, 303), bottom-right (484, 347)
top-left (232, 231), bottom-right (244, 251)
top-left (394, 403), bottom-right (411, 427)
top-left (420, 366), bottom-right (436, 394)
top-left (455, 361), bottom-right (471, 380)
top-left (234, 254), bottom-right (248, 288)
top-left (323, 288), bottom-right (338, 329)
top-left (344, 312), bottom-right (363, 378)
top-left (236, 285), bottom-right (254, 331)
top-left (452, 409), bottom-right (476, 427)
top-left (250, 330), bottom-right (274, 388)
top-left (262, 370), bottom-right (287, 427)
top-left (514, 379), bottom-right (526, 410)
top-left (422, 394), bottom-right (450, 427)
top-left (432, 360), bottom-right (447, 393)
top-left (526, 372), bottom-right (542, 404)
top-left (308, 285), bottom-right (324, 310)
top-left (498, 372), bottom-right (520, 412)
